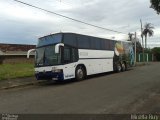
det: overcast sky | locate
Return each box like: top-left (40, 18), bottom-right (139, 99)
top-left (0, 0), bottom-right (159, 48)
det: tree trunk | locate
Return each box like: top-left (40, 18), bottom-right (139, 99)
top-left (141, 34), bottom-right (144, 48)
top-left (145, 35), bottom-right (147, 49)
top-left (142, 37), bottom-right (144, 48)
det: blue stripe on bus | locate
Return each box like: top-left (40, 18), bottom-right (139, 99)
top-left (35, 71), bottom-right (64, 80)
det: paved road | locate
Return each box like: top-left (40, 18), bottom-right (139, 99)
top-left (0, 62), bottom-right (160, 114)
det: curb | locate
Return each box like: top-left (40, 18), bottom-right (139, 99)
top-left (135, 62), bottom-right (150, 67)
top-left (0, 81), bottom-right (45, 90)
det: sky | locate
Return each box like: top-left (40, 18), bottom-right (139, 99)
top-left (0, 0), bottom-right (160, 48)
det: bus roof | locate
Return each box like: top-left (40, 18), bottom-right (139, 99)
top-left (39, 32), bottom-right (130, 43)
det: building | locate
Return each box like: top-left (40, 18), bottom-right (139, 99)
top-left (0, 43), bottom-right (35, 64)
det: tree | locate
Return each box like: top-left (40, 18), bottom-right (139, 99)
top-left (152, 47), bottom-right (160, 61)
top-left (128, 33), bottom-right (134, 41)
top-left (150, 0), bottom-right (160, 14)
top-left (135, 41), bottom-right (143, 53)
top-left (142, 23), bottom-right (154, 48)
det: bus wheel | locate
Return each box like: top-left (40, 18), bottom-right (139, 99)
top-left (121, 62), bottom-right (126, 72)
top-left (116, 63), bottom-right (122, 72)
top-left (75, 66), bottom-right (86, 80)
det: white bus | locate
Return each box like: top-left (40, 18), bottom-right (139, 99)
top-left (27, 32), bottom-right (134, 81)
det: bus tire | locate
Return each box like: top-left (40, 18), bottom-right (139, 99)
top-left (121, 62), bottom-right (126, 72)
top-left (116, 63), bottom-right (122, 73)
top-left (75, 66), bottom-right (86, 81)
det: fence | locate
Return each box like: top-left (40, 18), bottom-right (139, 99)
top-left (0, 55), bottom-right (34, 64)
top-left (136, 53), bottom-right (154, 62)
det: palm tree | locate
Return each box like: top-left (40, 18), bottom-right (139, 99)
top-left (142, 23), bottom-right (154, 48)
top-left (128, 33), bottom-right (134, 41)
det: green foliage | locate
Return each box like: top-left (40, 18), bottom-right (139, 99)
top-left (150, 0), bottom-right (160, 14)
top-left (142, 23), bottom-right (154, 48)
top-left (152, 47), bottom-right (160, 61)
top-left (144, 48), bottom-right (152, 54)
top-left (136, 41), bottom-right (143, 53)
top-left (0, 63), bottom-right (34, 80)
top-left (142, 23), bottom-right (154, 37)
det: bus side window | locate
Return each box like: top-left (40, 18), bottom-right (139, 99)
top-left (64, 46), bottom-right (78, 64)
top-left (64, 47), bottom-right (71, 63)
top-left (72, 48), bottom-right (78, 62)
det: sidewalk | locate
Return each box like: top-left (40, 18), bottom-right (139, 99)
top-left (0, 77), bottom-right (39, 90)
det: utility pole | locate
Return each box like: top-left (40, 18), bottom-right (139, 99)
top-left (140, 19), bottom-right (143, 47)
top-left (140, 19), bottom-right (145, 62)
top-left (134, 32), bottom-right (137, 66)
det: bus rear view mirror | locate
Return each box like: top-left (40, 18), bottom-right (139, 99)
top-left (55, 43), bottom-right (64, 54)
top-left (27, 49), bottom-right (35, 58)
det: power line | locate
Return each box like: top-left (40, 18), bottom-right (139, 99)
top-left (13, 0), bottom-right (126, 34)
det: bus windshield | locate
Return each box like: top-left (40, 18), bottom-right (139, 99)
top-left (37, 33), bottom-right (62, 47)
top-left (35, 45), bottom-right (61, 67)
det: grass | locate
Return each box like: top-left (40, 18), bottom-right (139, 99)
top-left (0, 63), bottom-right (34, 80)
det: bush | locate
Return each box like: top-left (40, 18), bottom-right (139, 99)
top-left (152, 47), bottom-right (160, 61)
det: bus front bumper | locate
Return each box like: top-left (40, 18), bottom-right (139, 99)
top-left (35, 71), bottom-right (64, 80)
